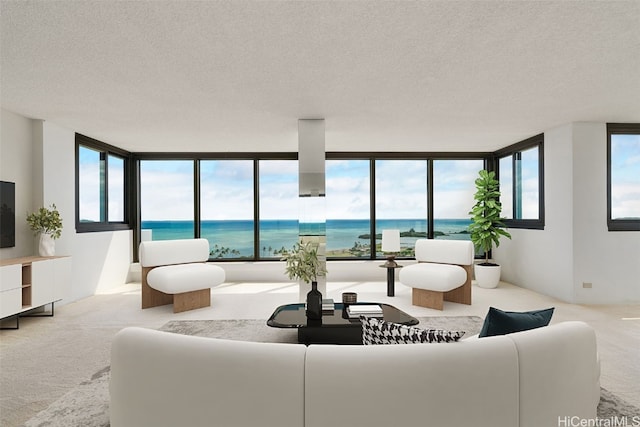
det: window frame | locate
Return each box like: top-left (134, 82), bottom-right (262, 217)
top-left (494, 134), bottom-right (545, 230)
top-left (75, 134), bottom-right (132, 233)
top-left (607, 123), bottom-right (640, 231)
top-left (327, 152), bottom-right (489, 260)
top-left (133, 152), bottom-right (296, 261)
top-left (131, 151), bottom-right (489, 262)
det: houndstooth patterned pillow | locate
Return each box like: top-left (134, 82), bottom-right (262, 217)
top-left (361, 316), bottom-right (466, 345)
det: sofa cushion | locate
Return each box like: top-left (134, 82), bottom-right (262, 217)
top-left (305, 334), bottom-right (521, 427)
top-left (399, 262), bottom-right (468, 292)
top-left (110, 328), bottom-right (306, 427)
top-left (147, 263), bottom-right (225, 294)
top-left (479, 306), bottom-right (554, 338)
top-left (361, 316), bottom-right (465, 345)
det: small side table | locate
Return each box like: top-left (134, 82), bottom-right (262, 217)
top-left (379, 264), bottom-right (402, 297)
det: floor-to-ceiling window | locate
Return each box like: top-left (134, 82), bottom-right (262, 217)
top-left (432, 159), bottom-right (484, 240)
top-left (140, 160), bottom-right (195, 241)
top-left (201, 160), bottom-right (254, 258)
top-left (78, 137), bottom-right (541, 262)
top-left (258, 159), bottom-right (299, 258)
top-left (126, 153), bottom-right (503, 261)
top-left (375, 159), bottom-right (428, 257)
top-left (325, 159), bottom-right (371, 258)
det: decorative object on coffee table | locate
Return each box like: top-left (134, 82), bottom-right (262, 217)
top-left (281, 240), bottom-right (327, 319)
top-left (306, 281), bottom-right (322, 319)
top-left (342, 292), bottom-right (357, 305)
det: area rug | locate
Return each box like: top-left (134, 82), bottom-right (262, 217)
top-left (24, 317), bottom-right (640, 427)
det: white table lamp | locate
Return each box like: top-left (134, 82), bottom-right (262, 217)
top-left (381, 229), bottom-right (400, 267)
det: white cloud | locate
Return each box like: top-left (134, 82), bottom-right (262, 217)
top-left (612, 183), bottom-right (640, 219)
top-left (433, 189), bottom-right (474, 218)
top-left (78, 163), bottom-right (100, 221)
top-left (140, 166), bottom-right (194, 221)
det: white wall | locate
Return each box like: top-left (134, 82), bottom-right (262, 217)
top-left (571, 123), bottom-right (640, 304)
top-left (496, 124), bottom-right (575, 302)
top-left (0, 109), bottom-right (35, 258)
top-left (74, 230), bottom-right (133, 297)
top-left (496, 122), bottom-right (640, 304)
top-left (1, 110), bottom-right (133, 304)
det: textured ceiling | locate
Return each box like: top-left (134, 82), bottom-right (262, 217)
top-left (1, 1), bottom-right (639, 153)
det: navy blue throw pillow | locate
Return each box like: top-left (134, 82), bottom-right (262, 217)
top-left (479, 307), bottom-right (554, 338)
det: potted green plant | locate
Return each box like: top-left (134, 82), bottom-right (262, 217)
top-left (281, 240), bottom-right (327, 319)
top-left (468, 170), bottom-right (511, 288)
top-left (26, 204), bottom-right (63, 256)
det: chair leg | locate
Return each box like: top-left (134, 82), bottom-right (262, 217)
top-left (173, 289), bottom-right (211, 313)
top-left (444, 281), bottom-right (472, 305)
top-left (412, 288), bottom-right (444, 310)
top-left (444, 265), bottom-right (472, 305)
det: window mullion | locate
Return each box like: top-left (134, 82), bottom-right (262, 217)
top-left (514, 152), bottom-right (522, 219)
top-left (369, 159), bottom-right (376, 260)
top-left (99, 152), bottom-right (107, 222)
top-left (254, 159), bottom-right (260, 259)
top-left (194, 159), bottom-right (201, 239)
top-left (427, 159), bottom-right (434, 240)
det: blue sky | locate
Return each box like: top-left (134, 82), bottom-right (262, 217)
top-left (611, 134), bottom-right (640, 219)
top-left (78, 146), bottom-right (125, 221)
top-left (78, 155), bottom-right (567, 222)
top-left (499, 146), bottom-right (539, 219)
top-left (133, 159), bottom-right (486, 221)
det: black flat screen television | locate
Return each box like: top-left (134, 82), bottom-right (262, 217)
top-left (0, 181), bottom-right (16, 248)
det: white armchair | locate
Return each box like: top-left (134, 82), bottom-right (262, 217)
top-left (139, 238), bottom-right (225, 313)
top-left (399, 239), bottom-right (474, 310)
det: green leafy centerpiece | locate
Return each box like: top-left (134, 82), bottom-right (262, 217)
top-left (26, 204), bottom-right (63, 256)
top-left (468, 170), bottom-right (511, 288)
top-left (282, 240), bottom-right (327, 319)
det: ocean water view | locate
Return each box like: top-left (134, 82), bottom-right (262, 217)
top-left (141, 219), bottom-right (472, 259)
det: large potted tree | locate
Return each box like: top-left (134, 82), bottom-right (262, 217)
top-left (468, 170), bottom-right (511, 288)
top-left (282, 240), bottom-right (327, 319)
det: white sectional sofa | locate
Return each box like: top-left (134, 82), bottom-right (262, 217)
top-left (109, 321), bottom-right (600, 427)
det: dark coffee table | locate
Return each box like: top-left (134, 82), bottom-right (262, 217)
top-left (267, 302), bottom-right (419, 345)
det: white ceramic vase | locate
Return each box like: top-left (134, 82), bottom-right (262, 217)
top-left (474, 264), bottom-right (501, 289)
top-left (39, 233), bottom-right (55, 256)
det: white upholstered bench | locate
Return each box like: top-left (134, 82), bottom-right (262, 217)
top-left (139, 238), bottom-right (225, 313)
top-left (399, 239), bottom-right (474, 310)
